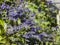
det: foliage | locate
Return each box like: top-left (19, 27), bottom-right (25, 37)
top-left (0, 0), bottom-right (59, 45)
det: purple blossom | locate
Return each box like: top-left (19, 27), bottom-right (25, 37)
top-left (16, 6), bottom-right (22, 11)
top-left (25, 19), bottom-right (32, 24)
top-left (22, 31), bottom-right (35, 38)
top-left (1, 3), bottom-right (6, 9)
top-left (47, 1), bottom-right (52, 5)
top-left (39, 32), bottom-right (48, 37)
top-left (30, 26), bottom-right (36, 31)
top-left (6, 5), bottom-right (10, 9)
top-left (32, 35), bottom-right (41, 41)
top-left (13, 26), bottom-right (18, 32)
top-left (26, 31), bottom-right (35, 34)
top-left (20, 0), bottom-right (24, 2)
top-left (23, 34), bottom-right (30, 38)
top-left (36, 27), bottom-right (41, 30)
top-left (19, 12), bottom-right (24, 16)
top-left (9, 11), bottom-right (17, 16)
top-left (17, 24), bottom-right (23, 29)
top-left (6, 25), bottom-right (14, 34)
top-left (24, 8), bottom-right (30, 12)
top-left (22, 23), bottom-right (28, 30)
top-left (8, 17), bottom-right (15, 20)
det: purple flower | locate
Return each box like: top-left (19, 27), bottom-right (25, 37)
top-left (23, 34), bottom-right (30, 38)
top-left (20, 0), bottom-right (24, 2)
top-left (17, 10), bottom-right (24, 16)
top-left (25, 19), bottom-right (32, 24)
top-left (13, 26), bottom-right (18, 32)
top-left (24, 8), bottom-right (30, 12)
top-left (32, 35), bottom-right (41, 41)
top-left (6, 25), bottom-right (14, 34)
top-left (47, 0), bottom-right (52, 5)
top-left (9, 11), bottom-right (17, 16)
top-left (16, 6), bottom-right (21, 11)
top-left (30, 27), bottom-right (36, 31)
top-left (36, 27), bottom-right (41, 30)
top-left (39, 32), bottom-right (48, 37)
top-left (6, 5), bottom-right (10, 9)
top-left (17, 24), bottom-right (23, 29)
top-left (26, 31), bottom-right (35, 34)
top-left (22, 31), bottom-right (35, 38)
top-left (19, 12), bottom-right (23, 16)
top-left (22, 23), bottom-right (28, 30)
top-left (8, 17), bottom-right (15, 20)
top-left (1, 3), bottom-right (6, 9)
top-left (22, 33), bottom-right (30, 38)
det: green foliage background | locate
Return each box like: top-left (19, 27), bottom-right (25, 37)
top-left (0, 0), bottom-right (60, 45)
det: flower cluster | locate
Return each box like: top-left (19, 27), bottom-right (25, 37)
top-left (0, 0), bottom-right (58, 45)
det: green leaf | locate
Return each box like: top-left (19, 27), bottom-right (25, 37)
top-left (0, 36), bottom-right (3, 41)
top-left (6, 0), bottom-right (9, 1)
top-left (0, 39), bottom-right (6, 44)
top-left (11, 43), bottom-right (16, 45)
top-left (17, 18), bottom-right (21, 25)
top-left (0, 19), bottom-right (4, 27)
top-left (0, 0), bottom-right (3, 3)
